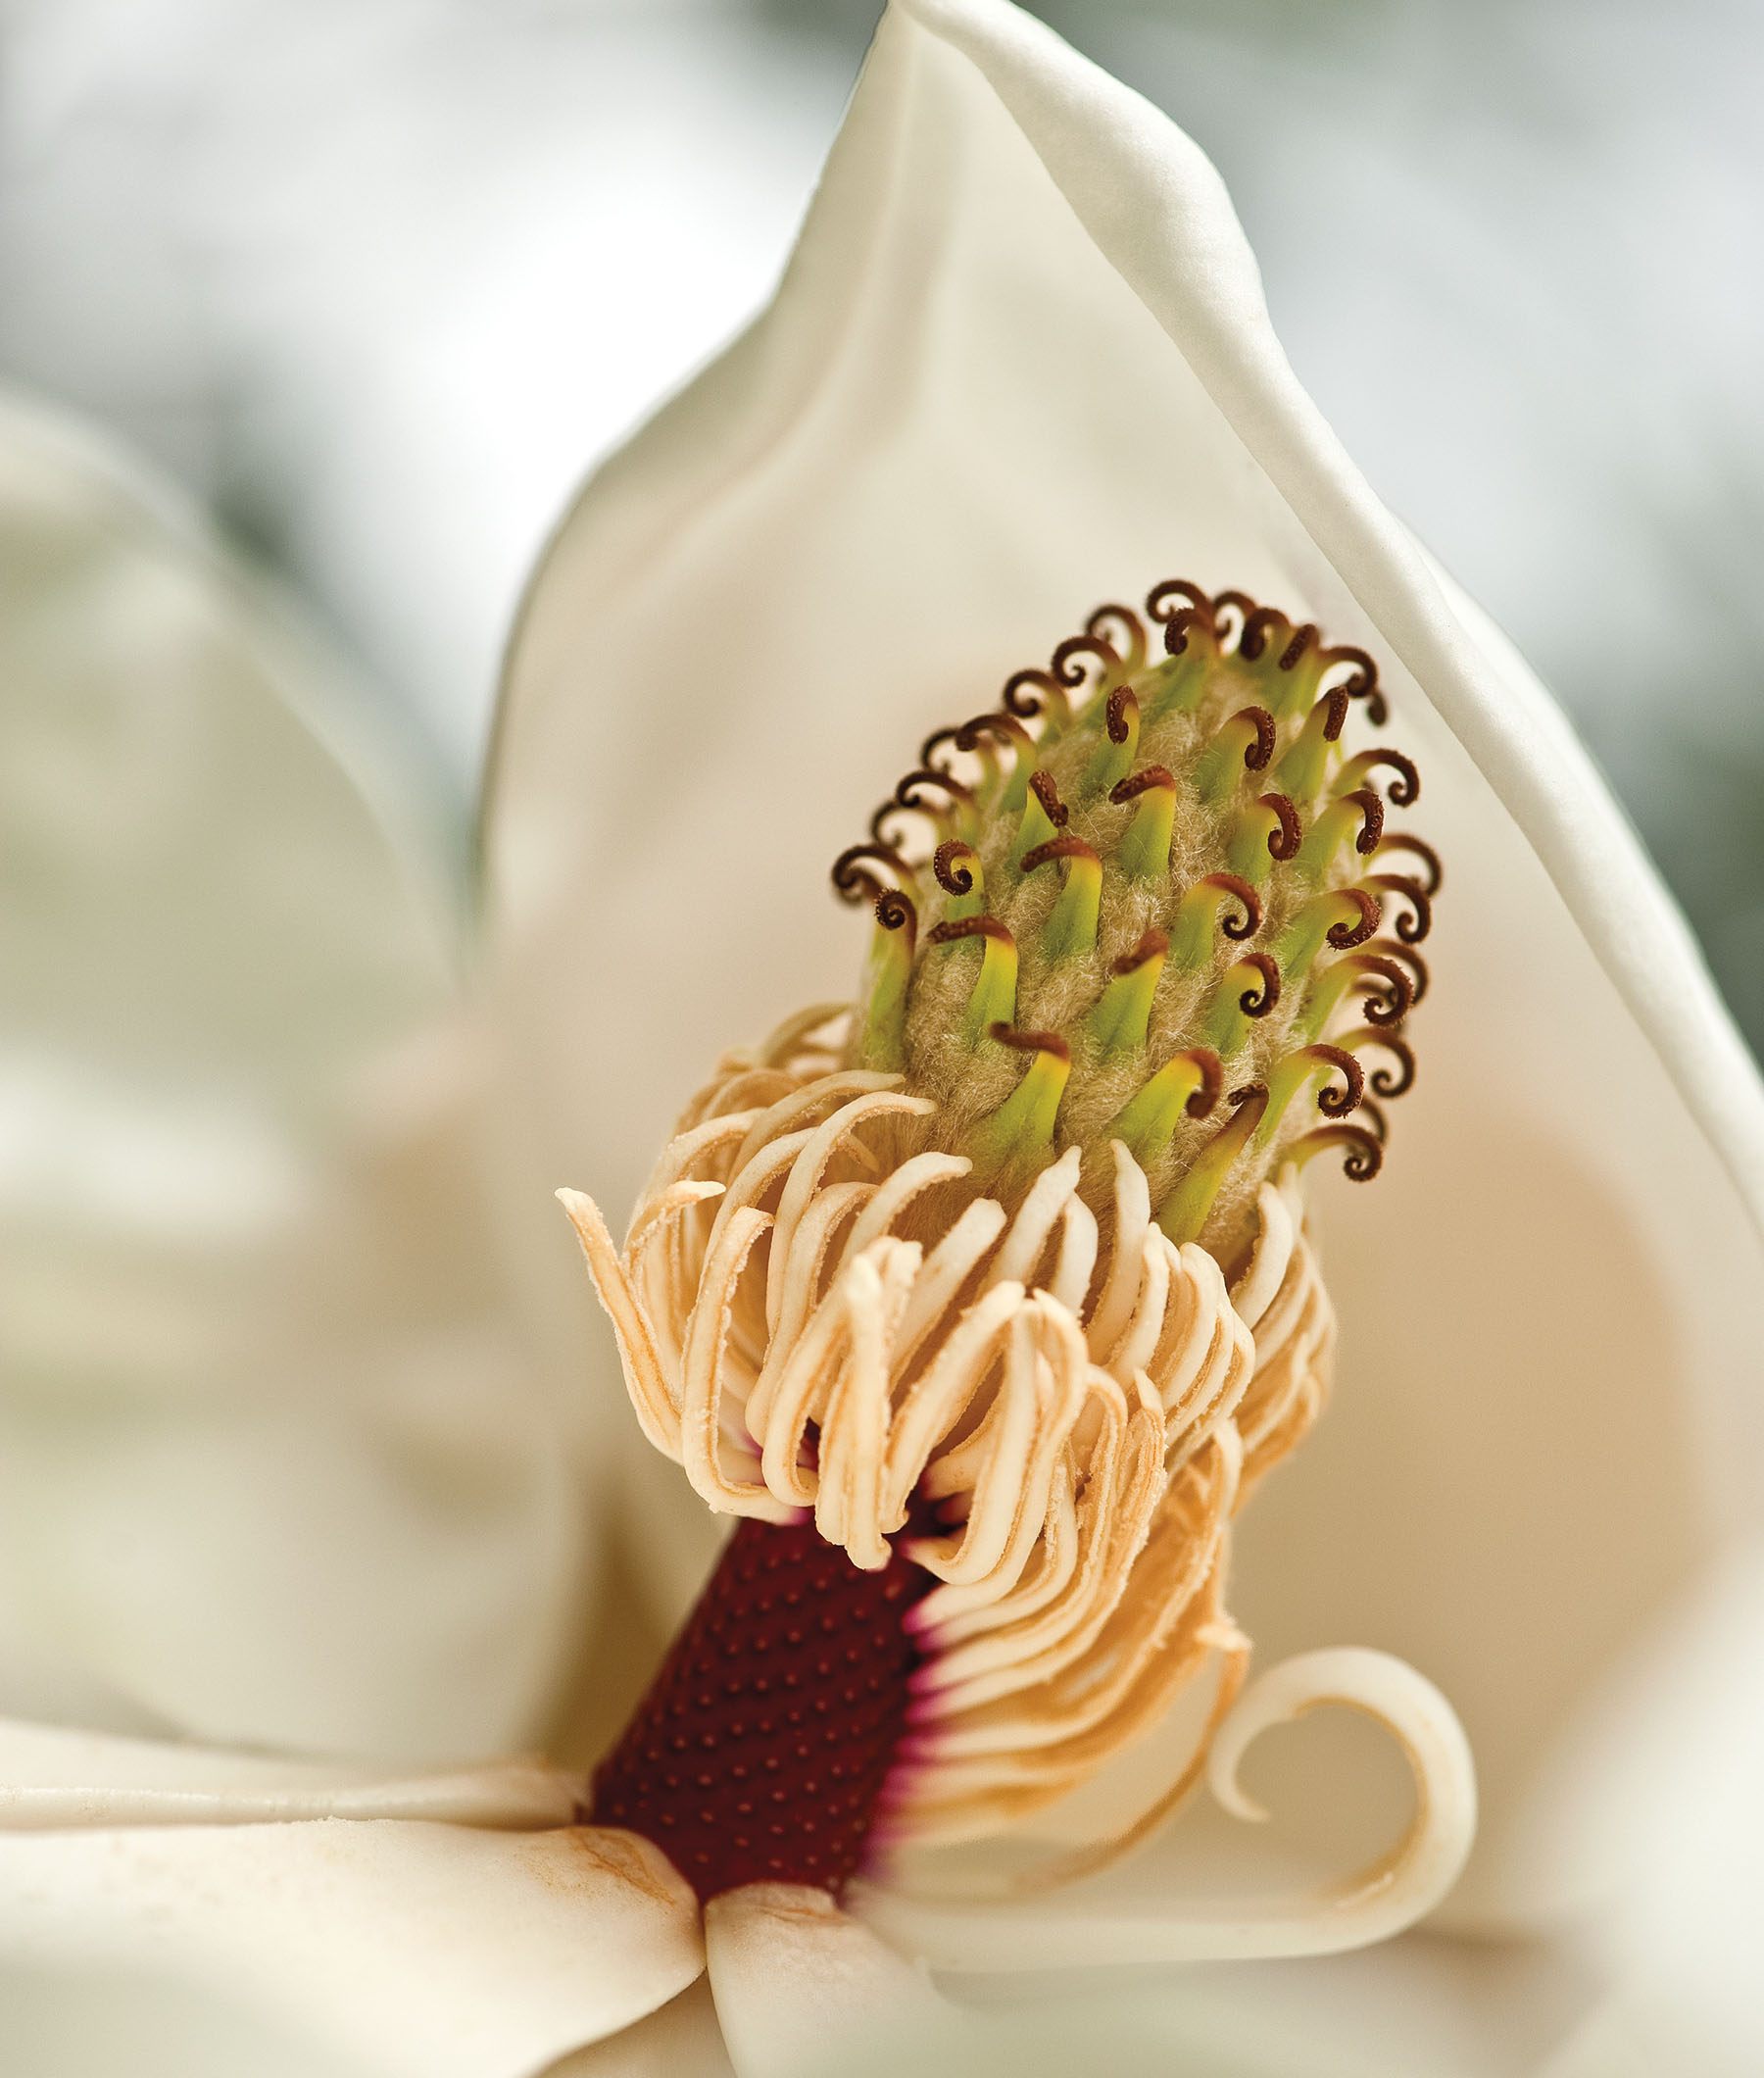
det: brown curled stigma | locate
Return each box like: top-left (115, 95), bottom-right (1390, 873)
top-left (868, 802), bottom-right (920, 854)
top-left (1375, 832), bottom-right (1444, 896)
top-left (1236, 952), bottom-right (1281, 1019)
top-left (1357, 1097), bottom-right (1390, 1145)
top-left (1306, 1044), bottom-right (1365, 1118)
top-left (1285, 625), bottom-right (1325, 674)
top-left (1205, 872), bottom-right (1263, 941)
top-left (987, 1023), bottom-right (1072, 1063)
top-left (1342, 953), bottom-right (1414, 1027)
top-left (1019, 834), bottom-right (1099, 877)
top-left (1051, 632), bottom-right (1123, 694)
top-left (928, 915), bottom-right (1013, 950)
top-left (1341, 1028), bottom-right (1416, 1099)
top-left (1316, 685), bottom-right (1350, 742)
top-left (1295, 1122), bottom-right (1384, 1181)
top-left (1145, 577), bottom-right (1211, 624)
top-left (1326, 887), bottom-right (1382, 950)
top-left (1183, 1049), bottom-right (1225, 1118)
top-left (955, 711), bottom-right (1035, 760)
top-left (1105, 685), bottom-right (1137, 744)
top-left (1110, 765), bottom-right (1177, 806)
top-left (1259, 793), bottom-right (1302, 862)
top-left (832, 842), bottom-right (913, 905)
top-left (1234, 605), bottom-right (1282, 661)
top-left (1086, 603), bottom-right (1148, 671)
top-left (895, 767), bottom-right (974, 816)
top-left (1029, 768), bottom-right (1069, 828)
top-left (1365, 938), bottom-right (1428, 1006)
top-left (1001, 668), bottom-right (1070, 723)
top-left (1363, 873), bottom-right (1431, 944)
top-left (1234, 705), bottom-right (1277, 771)
top-left (933, 840), bottom-right (979, 898)
top-left (1113, 928), bottom-right (1169, 976)
top-left (1347, 749), bottom-right (1419, 807)
top-left (1343, 786), bottom-right (1386, 855)
top-left (873, 889), bottom-right (916, 940)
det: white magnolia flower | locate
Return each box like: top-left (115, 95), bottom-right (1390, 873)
top-left (6, 1), bottom-right (1764, 2073)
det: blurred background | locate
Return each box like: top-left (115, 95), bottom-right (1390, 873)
top-left (2, 0), bottom-right (1761, 1045)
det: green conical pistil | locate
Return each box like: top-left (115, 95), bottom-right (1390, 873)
top-left (1224, 792), bottom-right (1301, 888)
top-left (1294, 950), bottom-right (1413, 1043)
top-left (1081, 685), bottom-right (1140, 798)
top-left (1022, 835), bottom-right (1102, 961)
top-left (1271, 886), bottom-right (1380, 985)
top-left (1110, 766), bottom-right (1178, 880)
top-left (1334, 748), bottom-right (1420, 809)
top-left (1194, 704), bottom-right (1275, 808)
top-left (1255, 1042), bottom-right (1364, 1151)
top-left (1272, 686), bottom-right (1349, 803)
top-left (858, 890), bottom-right (916, 1070)
top-left (1198, 951), bottom-right (1281, 1059)
top-left (1156, 1083), bottom-right (1269, 1243)
top-left (933, 839), bottom-right (986, 922)
top-left (1294, 786), bottom-right (1385, 885)
top-left (955, 712), bottom-right (1038, 820)
top-left (927, 915), bottom-right (1018, 1044)
top-left (1170, 871), bottom-right (1261, 972)
top-left (1088, 929), bottom-right (1169, 1056)
top-left (969, 1026), bottom-right (1072, 1182)
top-left (1108, 1045), bottom-right (1222, 1163)
top-left (1008, 767), bottom-right (1069, 870)
top-left (1289, 1121), bottom-right (1385, 1183)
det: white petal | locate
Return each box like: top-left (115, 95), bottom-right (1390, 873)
top-left (0, 1714), bottom-right (582, 1831)
top-left (486, 0), bottom-right (1764, 1925)
top-left (543, 1978), bottom-right (734, 2078)
top-left (0, 389), bottom-right (585, 1758)
top-left (0, 1818), bottom-right (703, 2078)
top-left (704, 1884), bottom-right (951, 2078)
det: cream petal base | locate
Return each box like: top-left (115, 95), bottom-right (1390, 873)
top-left (704, 1884), bottom-right (952, 2078)
top-left (0, 1817), bottom-right (703, 2078)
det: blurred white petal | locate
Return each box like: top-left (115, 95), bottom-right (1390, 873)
top-left (0, 387), bottom-right (587, 1759)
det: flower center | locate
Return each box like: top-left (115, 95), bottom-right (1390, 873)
top-left (564, 579), bottom-right (1438, 1901)
top-left (589, 1518), bottom-right (933, 1901)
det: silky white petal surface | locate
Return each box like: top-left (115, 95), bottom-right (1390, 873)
top-left (0, 1818), bottom-right (704, 2078)
top-left (0, 1715), bottom-right (582, 1830)
top-left (486, 0), bottom-right (1764, 1928)
top-left (0, 388), bottom-right (583, 1758)
top-left (705, 1884), bottom-right (950, 2078)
